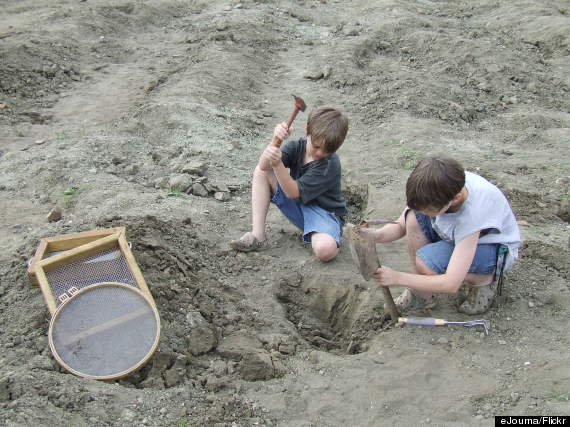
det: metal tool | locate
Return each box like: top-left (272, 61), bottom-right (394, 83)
top-left (398, 317), bottom-right (491, 336)
top-left (272, 94), bottom-right (307, 147)
top-left (345, 223), bottom-right (399, 321)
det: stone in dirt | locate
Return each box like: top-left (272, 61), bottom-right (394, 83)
top-left (46, 206), bottom-right (62, 222)
top-left (186, 311), bottom-right (218, 356)
top-left (169, 174), bottom-right (193, 192)
top-left (191, 183), bottom-right (209, 197)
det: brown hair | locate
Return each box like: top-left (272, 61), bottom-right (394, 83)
top-left (406, 157), bottom-right (465, 210)
top-left (306, 106), bottom-right (349, 153)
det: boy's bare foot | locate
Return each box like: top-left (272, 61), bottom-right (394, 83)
top-left (392, 288), bottom-right (437, 312)
top-left (229, 232), bottom-right (269, 252)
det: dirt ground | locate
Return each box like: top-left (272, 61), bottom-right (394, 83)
top-left (1, 0), bottom-right (570, 425)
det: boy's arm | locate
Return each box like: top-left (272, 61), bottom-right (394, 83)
top-left (272, 162), bottom-right (300, 198)
top-left (374, 231), bottom-right (480, 294)
top-left (258, 122), bottom-right (291, 172)
top-left (374, 209), bottom-right (407, 242)
top-left (359, 209), bottom-right (407, 243)
top-left (258, 147), bottom-right (272, 171)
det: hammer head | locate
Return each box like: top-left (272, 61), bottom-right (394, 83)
top-left (292, 94), bottom-right (307, 112)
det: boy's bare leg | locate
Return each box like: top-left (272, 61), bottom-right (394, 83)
top-left (406, 212), bottom-right (493, 285)
top-left (405, 213), bottom-right (438, 300)
top-left (405, 211), bottom-right (430, 272)
top-left (311, 232), bottom-right (339, 262)
top-left (251, 165), bottom-right (277, 242)
top-left (465, 273), bottom-right (494, 287)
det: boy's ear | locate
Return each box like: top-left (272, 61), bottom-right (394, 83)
top-left (451, 189), bottom-right (464, 203)
top-left (304, 124), bottom-right (308, 134)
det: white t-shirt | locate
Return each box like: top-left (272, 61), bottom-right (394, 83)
top-left (431, 172), bottom-right (521, 270)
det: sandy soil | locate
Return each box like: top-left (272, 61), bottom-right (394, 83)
top-left (1, 0), bottom-right (570, 425)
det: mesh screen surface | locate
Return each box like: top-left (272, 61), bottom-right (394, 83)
top-left (45, 244), bottom-right (137, 307)
top-left (50, 284), bottom-right (158, 378)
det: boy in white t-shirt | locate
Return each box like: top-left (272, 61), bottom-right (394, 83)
top-left (367, 157), bottom-right (521, 314)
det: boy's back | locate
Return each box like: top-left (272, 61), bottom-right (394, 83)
top-left (431, 171), bottom-right (520, 267)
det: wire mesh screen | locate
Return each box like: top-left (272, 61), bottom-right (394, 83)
top-left (45, 243), bottom-right (137, 307)
top-left (49, 283), bottom-right (159, 379)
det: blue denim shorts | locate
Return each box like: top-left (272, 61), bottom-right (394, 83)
top-left (412, 211), bottom-right (500, 275)
top-left (271, 185), bottom-right (343, 247)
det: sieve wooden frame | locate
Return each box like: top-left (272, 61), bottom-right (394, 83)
top-left (48, 282), bottom-right (160, 381)
top-left (34, 230), bottom-right (153, 315)
top-left (28, 227), bottom-right (125, 287)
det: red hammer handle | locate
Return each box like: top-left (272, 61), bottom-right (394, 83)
top-left (286, 108), bottom-right (301, 129)
top-left (272, 135), bottom-right (283, 148)
top-left (272, 108), bottom-right (299, 148)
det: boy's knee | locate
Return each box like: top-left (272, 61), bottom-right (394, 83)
top-left (312, 236), bottom-right (339, 262)
top-left (415, 256), bottom-right (438, 276)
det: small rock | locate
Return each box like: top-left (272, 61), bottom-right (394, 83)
top-left (34, 139), bottom-right (46, 145)
top-left (214, 191), bottom-right (228, 201)
top-left (436, 337), bottom-right (448, 345)
top-left (144, 81), bottom-right (156, 92)
top-left (46, 207), bottom-right (62, 222)
top-left (181, 161), bottom-right (207, 176)
top-left (303, 70), bottom-right (324, 81)
top-left (240, 350), bottom-right (275, 381)
top-left (125, 164), bottom-right (139, 175)
top-left (278, 343), bottom-right (296, 355)
top-left (498, 340), bottom-right (507, 345)
top-left (528, 301), bottom-right (535, 308)
top-left (169, 174), bottom-right (193, 192)
top-left (185, 311), bottom-right (217, 355)
top-left (191, 183), bottom-right (209, 197)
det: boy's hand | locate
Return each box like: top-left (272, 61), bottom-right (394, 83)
top-left (373, 266), bottom-right (400, 287)
top-left (357, 227), bottom-right (380, 243)
top-left (262, 145), bottom-right (282, 167)
top-left (273, 122), bottom-right (292, 144)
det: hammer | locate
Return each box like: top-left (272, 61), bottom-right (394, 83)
top-left (271, 94), bottom-right (307, 147)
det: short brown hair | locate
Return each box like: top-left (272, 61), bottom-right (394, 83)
top-left (306, 106), bottom-right (349, 153)
top-left (406, 157), bottom-right (465, 210)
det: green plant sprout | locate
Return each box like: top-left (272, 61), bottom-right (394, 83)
top-left (63, 186), bottom-right (79, 196)
top-left (167, 189), bottom-right (190, 199)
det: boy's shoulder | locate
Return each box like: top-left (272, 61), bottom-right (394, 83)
top-left (465, 171), bottom-right (500, 194)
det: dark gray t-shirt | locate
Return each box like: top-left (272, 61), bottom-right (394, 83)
top-left (281, 137), bottom-right (347, 218)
